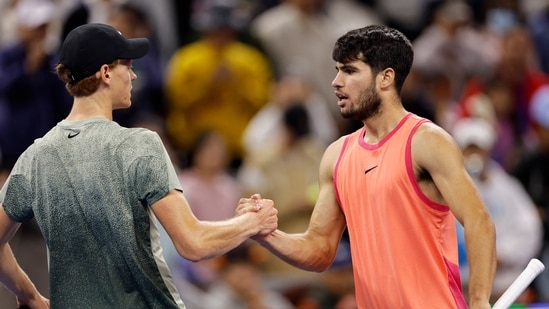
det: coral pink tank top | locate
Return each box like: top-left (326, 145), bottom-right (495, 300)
top-left (334, 113), bottom-right (466, 309)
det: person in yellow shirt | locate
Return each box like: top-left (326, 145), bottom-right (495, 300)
top-left (164, 1), bottom-right (272, 167)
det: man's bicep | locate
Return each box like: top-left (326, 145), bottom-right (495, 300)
top-left (309, 189), bottom-right (346, 239)
top-left (308, 141), bottom-right (347, 248)
top-left (413, 125), bottom-right (484, 222)
top-left (151, 190), bottom-right (199, 254)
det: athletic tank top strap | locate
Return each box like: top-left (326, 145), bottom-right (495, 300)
top-left (333, 112), bottom-right (466, 309)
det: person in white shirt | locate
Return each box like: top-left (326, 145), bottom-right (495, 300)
top-left (452, 117), bottom-right (543, 301)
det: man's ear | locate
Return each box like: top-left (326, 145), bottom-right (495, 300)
top-left (98, 64), bottom-right (111, 84)
top-left (378, 68), bottom-right (395, 90)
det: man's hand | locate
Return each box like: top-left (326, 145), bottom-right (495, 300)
top-left (236, 194), bottom-right (278, 237)
top-left (236, 194), bottom-right (263, 216)
top-left (16, 294), bottom-right (49, 309)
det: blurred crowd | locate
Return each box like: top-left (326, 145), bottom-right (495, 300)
top-left (1, 0), bottom-right (549, 307)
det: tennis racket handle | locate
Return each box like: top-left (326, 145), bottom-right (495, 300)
top-left (492, 258), bottom-right (545, 309)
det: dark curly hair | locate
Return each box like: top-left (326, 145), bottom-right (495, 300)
top-left (332, 25), bottom-right (413, 93)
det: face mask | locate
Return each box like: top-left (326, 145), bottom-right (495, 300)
top-left (486, 8), bottom-right (517, 34)
top-left (465, 153), bottom-right (484, 179)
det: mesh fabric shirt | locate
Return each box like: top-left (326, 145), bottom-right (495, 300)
top-left (334, 113), bottom-right (466, 308)
top-left (0, 118), bottom-right (186, 308)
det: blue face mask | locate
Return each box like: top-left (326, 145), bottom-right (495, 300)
top-left (465, 153), bottom-right (484, 179)
top-left (486, 8), bottom-right (518, 33)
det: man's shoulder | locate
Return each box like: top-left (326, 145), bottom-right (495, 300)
top-left (115, 126), bottom-right (158, 143)
top-left (322, 135), bottom-right (349, 168)
top-left (116, 127), bottom-right (164, 155)
top-left (411, 118), bottom-right (448, 139)
top-left (411, 118), bottom-right (464, 169)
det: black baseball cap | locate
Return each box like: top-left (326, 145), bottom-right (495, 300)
top-left (59, 23), bottom-right (149, 83)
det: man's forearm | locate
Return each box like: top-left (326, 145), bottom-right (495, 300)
top-left (466, 217), bottom-right (497, 306)
top-left (0, 244), bottom-right (40, 301)
top-left (256, 230), bottom-right (335, 272)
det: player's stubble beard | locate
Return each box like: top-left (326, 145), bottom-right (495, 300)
top-left (340, 80), bottom-right (382, 121)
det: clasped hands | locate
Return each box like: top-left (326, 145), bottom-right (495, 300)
top-left (236, 194), bottom-right (278, 238)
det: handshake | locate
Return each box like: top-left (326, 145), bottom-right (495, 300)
top-left (236, 194), bottom-right (279, 239)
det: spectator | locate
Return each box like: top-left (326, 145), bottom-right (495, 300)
top-left (107, 2), bottom-right (166, 127)
top-left (527, 2), bottom-right (549, 75)
top-left (129, 0), bottom-right (179, 66)
top-left (373, 0), bottom-right (432, 40)
top-left (179, 131), bottom-right (242, 221)
top-left (513, 93), bottom-right (549, 301)
top-left (400, 67), bottom-right (460, 131)
top-left (0, 0), bottom-right (19, 47)
top-left (242, 73), bottom-right (337, 161)
top-left (451, 117), bottom-right (543, 302)
top-left (59, 0), bottom-right (125, 41)
top-left (161, 130), bottom-right (246, 301)
top-left (0, 0), bottom-right (72, 176)
top-left (249, 0), bottom-right (383, 134)
top-left (412, 0), bottom-right (492, 103)
top-left (458, 24), bottom-right (549, 146)
top-left (203, 241), bottom-right (294, 309)
top-left (238, 104), bottom-right (328, 306)
top-left (164, 0), bottom-right (272, 169)
top-left (461, 76), bottom-right (533, 172)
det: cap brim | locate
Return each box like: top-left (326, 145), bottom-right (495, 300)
top-left (119, 38), bottom-right (150, 59)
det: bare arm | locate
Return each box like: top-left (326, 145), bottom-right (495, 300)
top-left (152, 190), bottom-right (278, 262)
top-left (413, 123), bottom-right (496, 309)
top-left (0, 205), bottom-right (49, 308)
top-left (240, 139), bottom-right (348, 272)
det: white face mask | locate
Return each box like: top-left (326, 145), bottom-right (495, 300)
top-left (465, 153), bottom-right (484, 179)
top-left (486, 8), bottom-right (517, 34)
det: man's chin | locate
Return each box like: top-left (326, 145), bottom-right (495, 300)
top-left (340, 111), bottom-right (358, 120)
top-left (113, 102), bottom-right (132, 110)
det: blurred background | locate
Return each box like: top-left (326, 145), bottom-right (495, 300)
top-left (1, 0), bottom-right (549, 308)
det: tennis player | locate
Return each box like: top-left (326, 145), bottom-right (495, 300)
top-left (0, 23), bottom-right (277, 308)
top-left (238, 25), bottom-right (496, 309)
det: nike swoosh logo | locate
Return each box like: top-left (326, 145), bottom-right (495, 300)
top-left (67, 130), bottom-right (81, 138)
top-left (364, 165), bottom-right (378, 174)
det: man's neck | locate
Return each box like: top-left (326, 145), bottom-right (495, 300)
top-left (362, 104), bottom-right (408, 144)
top-left (65, 94), bottom-right (113, 121)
